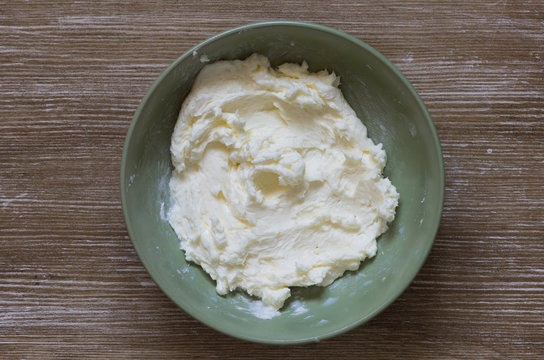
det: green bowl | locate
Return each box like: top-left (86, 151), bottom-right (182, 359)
top-left (121, 21), bottom-right (444, 344)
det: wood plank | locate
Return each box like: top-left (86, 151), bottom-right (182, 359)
top-left (1, 0), bottom-right (543, 358)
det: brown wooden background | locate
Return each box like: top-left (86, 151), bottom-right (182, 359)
top-left (1, 0), bottom-right (543, 358)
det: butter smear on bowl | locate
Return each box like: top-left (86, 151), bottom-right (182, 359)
top-left (168, 54), bottom-right (399, 311)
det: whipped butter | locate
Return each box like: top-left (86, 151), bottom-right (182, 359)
top-left (168, 54), bottom-right (399, 310)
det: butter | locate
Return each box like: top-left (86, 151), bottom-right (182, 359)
top-left (168, 54), bottom-right (399, 310)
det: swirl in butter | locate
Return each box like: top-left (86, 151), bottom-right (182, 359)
top-left (168, 54), bottom-right (399, 310)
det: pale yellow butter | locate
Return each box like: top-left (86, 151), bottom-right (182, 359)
top-left (168, 54), bottom-right (398, 310)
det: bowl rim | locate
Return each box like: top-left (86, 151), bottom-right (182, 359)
top-left (120, 20), bottom-right (445, 345)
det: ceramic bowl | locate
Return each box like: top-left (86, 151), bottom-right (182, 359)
top-left (121, 21), bottom-right (444, 344)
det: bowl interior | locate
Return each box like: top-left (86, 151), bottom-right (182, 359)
top-left (121, 22), bottom-right (443, 344)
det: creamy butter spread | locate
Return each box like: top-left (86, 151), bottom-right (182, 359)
top-left (168, 54), bottom-right (399, 310)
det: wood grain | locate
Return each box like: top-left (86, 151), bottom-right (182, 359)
top-left (1, 0), bottom-right (543, 358)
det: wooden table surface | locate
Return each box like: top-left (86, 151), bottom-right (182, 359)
top-left (2, 0), bottom-right (543, 358)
